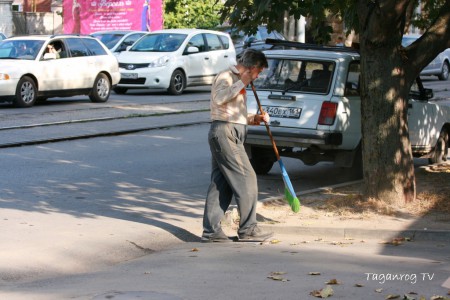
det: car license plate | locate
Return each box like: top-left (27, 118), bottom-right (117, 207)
top-left (121, 73), bottom-right (138, 79)
top-left (262, 106), bottom-right (302, 119)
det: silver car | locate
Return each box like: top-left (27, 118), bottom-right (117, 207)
top-left (91, 30), bottom-right (148, 55)
top-left (402, 34), bottom-right (450, 80)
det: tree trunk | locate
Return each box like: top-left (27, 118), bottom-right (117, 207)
top-left (359, 46), bottom-right (416, 205)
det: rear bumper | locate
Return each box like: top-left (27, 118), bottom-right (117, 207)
top-left (246, 126), bottom-right (343, 148)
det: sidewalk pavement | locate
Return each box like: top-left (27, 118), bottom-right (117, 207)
top-left (1, 180), bottom-right (449, 300)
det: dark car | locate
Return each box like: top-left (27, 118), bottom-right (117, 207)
top-left (218, 25), bottom-right (286, 57)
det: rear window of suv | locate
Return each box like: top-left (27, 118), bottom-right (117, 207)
top-left (253, 58), bottom-right (335, 94)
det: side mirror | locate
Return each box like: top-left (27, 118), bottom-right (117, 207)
top-left (186, 46), bottom-right (199, 54)
top-left (244, 36), bottom-right (257, 48)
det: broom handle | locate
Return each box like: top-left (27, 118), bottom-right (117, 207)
top-left (250, 82), bottom-right (281, 161)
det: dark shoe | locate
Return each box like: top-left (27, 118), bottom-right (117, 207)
top-left (238, 225), bottom-right (273, 242)
top-left (201, 231), bottom-right (236, 243)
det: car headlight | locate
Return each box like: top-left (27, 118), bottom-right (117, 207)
top-left (148, 55), bottom-right (170, 68)
top-left (0, 73), bottom-right (11, 80)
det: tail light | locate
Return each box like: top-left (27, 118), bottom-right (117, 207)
top-left (318, 102), bottom-right (337, 125)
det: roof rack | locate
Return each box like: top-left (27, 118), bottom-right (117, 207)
top-left (264, 38), bottom-right (360, 53)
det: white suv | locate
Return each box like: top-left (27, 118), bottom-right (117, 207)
top-left (115, 29), bottom-right (236, 95)
top-left (0, 35), bottom-right (120, 108)
top-left (245, 40), bottom-right (450, 174)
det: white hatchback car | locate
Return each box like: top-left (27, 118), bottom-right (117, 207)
top-left (0, 35), bottom-right (120, 108)
top-left (115, 29), bottom-right (236, 95)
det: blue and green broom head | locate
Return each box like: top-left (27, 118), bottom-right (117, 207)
top-left (278, 159), bottom-right (301, 213)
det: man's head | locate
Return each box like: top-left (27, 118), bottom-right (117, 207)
top-left (237, 49), bottom-right (268, 81)
top-left (238, 49), bottom-right (268, 69)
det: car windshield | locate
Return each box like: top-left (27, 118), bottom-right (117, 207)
top-left (130, 33), bottom-right (187, 52)
top-left (252, 58), bottom-right (335, 94)
top-left (0, 40), bottom-right (44, 60)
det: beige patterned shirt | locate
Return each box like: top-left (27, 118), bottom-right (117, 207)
top-left (210, 66), bottom-right (256, 125)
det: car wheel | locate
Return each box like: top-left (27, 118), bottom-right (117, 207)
top-left (14, 76), bottom-right (37, 108)
top-left (428, 128), bottom-right (449, 164)
top-left (249, 147), bottom-right (275, 175)
top-left (113, 87), bottom-right (128, 95)
top-left (438, 61), bottom-right (449, 81)
top-left (167, 70), bottom-right (185, 95)
top-left (89, 73), bottom-right (111, 103)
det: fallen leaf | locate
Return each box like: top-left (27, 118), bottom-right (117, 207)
top-left (320, 285), bottom-right (334, 298)
top-left (310, 285), bottom-right (334, 298)
top-left (270, 239), bottom-right (281, 244)
top-left (403, 294), bottom-right (416, 300)
top-left (385, 294), bottom-right (400, 299)
top-left (354, 283), bottom-right (364, 287)
top-left (270, 271), bottom-right (287, 276)
top-left (267, 275), bottom-right (289, 282)
top-left (430, 296), bottom-right (448, 300)
top-left (190, 248), bottom-right (199, 252)
top-left (375, 288), bottom-right (383, 293)
top-left (309, 272), bottom-right (321, 275)
top-left (325, 278), bottom-right (340, 285)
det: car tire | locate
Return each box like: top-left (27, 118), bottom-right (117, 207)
top-left (113, 87), bottom-right (128, 95)
top-left (438, 61), bottom-right (449, 81)
top-left (249, 147), bottom-right (275, 175)
top-left (428, 128), bottom-right (449, 164)
top-left (14, 76), bottom-right (37, 108)
top-left (89, 73), bottom-right (111, 103)
top-left (167, 70), bottom-right (185, 95)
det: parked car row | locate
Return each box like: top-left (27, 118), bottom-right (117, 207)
top-left (1, 29), bottom-right (449, 108)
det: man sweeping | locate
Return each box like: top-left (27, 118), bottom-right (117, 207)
top-left (201, 49), bottom-right (274, 243)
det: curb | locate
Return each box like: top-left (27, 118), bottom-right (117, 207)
top-left (258, 225), bottom-right (450, 242)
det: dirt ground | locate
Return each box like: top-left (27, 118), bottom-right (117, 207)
top-left (255, 162), bottom-right (450, 233)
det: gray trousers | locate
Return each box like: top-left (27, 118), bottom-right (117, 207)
top-left (202, 121), bottom-right (258, 238)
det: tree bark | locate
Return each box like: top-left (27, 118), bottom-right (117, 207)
top-left (358, 1), bottom-right (416, 205)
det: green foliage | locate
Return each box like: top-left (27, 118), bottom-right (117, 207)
top-left (219, 0), bottom-right (445, 43)
top-left (411, 0), bottom-right (447, 29)
top-left (164, 0), bottom-right (223, 29)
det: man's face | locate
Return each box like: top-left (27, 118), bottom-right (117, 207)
top-left (249, 66), bottom-right (264, 80)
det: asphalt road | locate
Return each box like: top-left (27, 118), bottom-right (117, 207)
top-left (0, 79), bottom-right (449, 293)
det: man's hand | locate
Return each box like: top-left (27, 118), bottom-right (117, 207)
top-left (255, 111), bottom-right (270, 124)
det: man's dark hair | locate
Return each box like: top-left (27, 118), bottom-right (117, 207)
top-left (238, 49), bottom-right (268, 69)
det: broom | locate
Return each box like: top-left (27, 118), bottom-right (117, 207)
top-left (250, 82), bottom-right (300, 213)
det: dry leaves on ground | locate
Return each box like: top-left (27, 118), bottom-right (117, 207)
top-left (307, 163), bottom-right (450, 218)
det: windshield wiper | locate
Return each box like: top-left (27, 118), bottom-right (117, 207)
top-left (282, 79), bottom-right (308, 95)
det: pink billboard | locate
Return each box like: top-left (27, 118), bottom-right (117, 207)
top-left (63, 0), bottom-right (163, 34)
